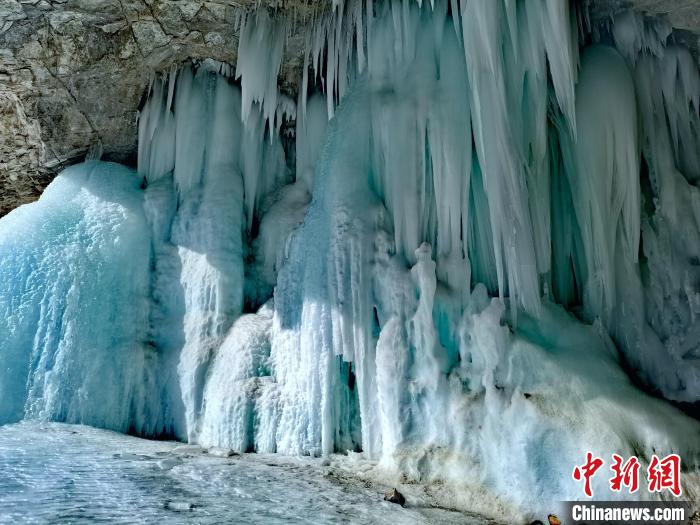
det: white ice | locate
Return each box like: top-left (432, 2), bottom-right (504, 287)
top-left (0, 422), bottom-right (485, 524)
top-left (0, 162), bottom-right (161, 434)
top-left (1, 1), bottom-right (700, 523)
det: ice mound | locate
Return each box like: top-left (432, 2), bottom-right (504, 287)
top-left (0, 162), bottom-right (161, 434)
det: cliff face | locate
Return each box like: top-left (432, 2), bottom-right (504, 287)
top-left (0, 0), bottom-right (318, 216)
top-left (0, 0), bottom-right (698, 217)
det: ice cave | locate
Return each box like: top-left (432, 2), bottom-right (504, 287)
top-left (0, 0), bottom-right (699, 523)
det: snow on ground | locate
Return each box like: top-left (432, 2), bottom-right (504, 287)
top-left (0, 422), bottom-right (498, 525)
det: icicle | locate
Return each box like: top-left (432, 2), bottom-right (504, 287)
top-left (461, 0), bottom-right (541, 317)
top-left (300, 31), bottom-right (311, 122)
top-left (296, 93), bottom-right (329, 190)
top-left (567, 45), bottom-right (640, 322)
top-left (236, 9), bottom-right (287, 133)
top-left (138, 75), bottom-right (175, 183)
top-left (543, 0), bottom-right (578, 132)
top-left (85, 141), bottom-right (103, 162)
top-left (355, 0), bottom-right (365, 73)
top-left (172, 67), bottom-right (207, 196)
top-left (612, 9), bottom-right (671, 64)
top-left (610, 9), bottom-right (700, 403)
top-left (449, 0), bottom-right (460, 43)
top-left (166, 63), bottom-right (178, 112)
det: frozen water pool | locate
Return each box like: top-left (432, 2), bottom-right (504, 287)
top-left (0, 423), bottom-right (496, 524)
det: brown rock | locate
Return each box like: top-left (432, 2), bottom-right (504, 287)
top-left (383, 488), bottom-right (406, 506)
top-left (548, 514), bottom-right (561, 525)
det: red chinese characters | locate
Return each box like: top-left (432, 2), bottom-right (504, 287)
top-left (647, 454), bottom-right (682, 497)
top-left (572, 452), bottom-right (604, 497)
top-left (610, 454), bottom-right (640, 493)
top-left (573, 453), bottom-right (682, 498)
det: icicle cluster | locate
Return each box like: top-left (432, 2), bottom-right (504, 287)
top-left (286, 0), bottom-right (581, 319)
top-left (607, 11), bottom-right (700, 402)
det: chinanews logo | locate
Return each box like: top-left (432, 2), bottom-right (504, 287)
top-left (561, 452), bottom-right (691, 525)
top-left (572, 452), bottom-right (682, 498)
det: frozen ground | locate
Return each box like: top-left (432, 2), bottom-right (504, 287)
top-left (0, 422), bottom-right (497, 525)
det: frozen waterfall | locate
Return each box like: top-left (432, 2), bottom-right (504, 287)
top-left (1, 0), bottom-right (700, 521)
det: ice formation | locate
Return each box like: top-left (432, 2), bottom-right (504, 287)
top-left (1, 0), bottom-right (700, 521)
top-left (0, 163), bottom-right (161, 433)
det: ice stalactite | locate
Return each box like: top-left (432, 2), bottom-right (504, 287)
top-left (266, 4), bottom-right (700, 516)
top-left (266, 1), bottom-right (700, 515)
top-left (462, 0), bottom-right (555, 316)
top-left (295, 93), bottom-right (328, 190)
top-left (138, 66), bottom-right (290, 441)
top-left (236, 9), bottom-right (290, 134)
top-left (567, 44), bottom-right (641, 325)
top-left (298, 0), bottom-right (580, 315)
top-left (606, 11), bottom-right (700, 402)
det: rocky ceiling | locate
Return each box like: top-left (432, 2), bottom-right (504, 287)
top-left (0, 0), bottom-right (698, 217)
